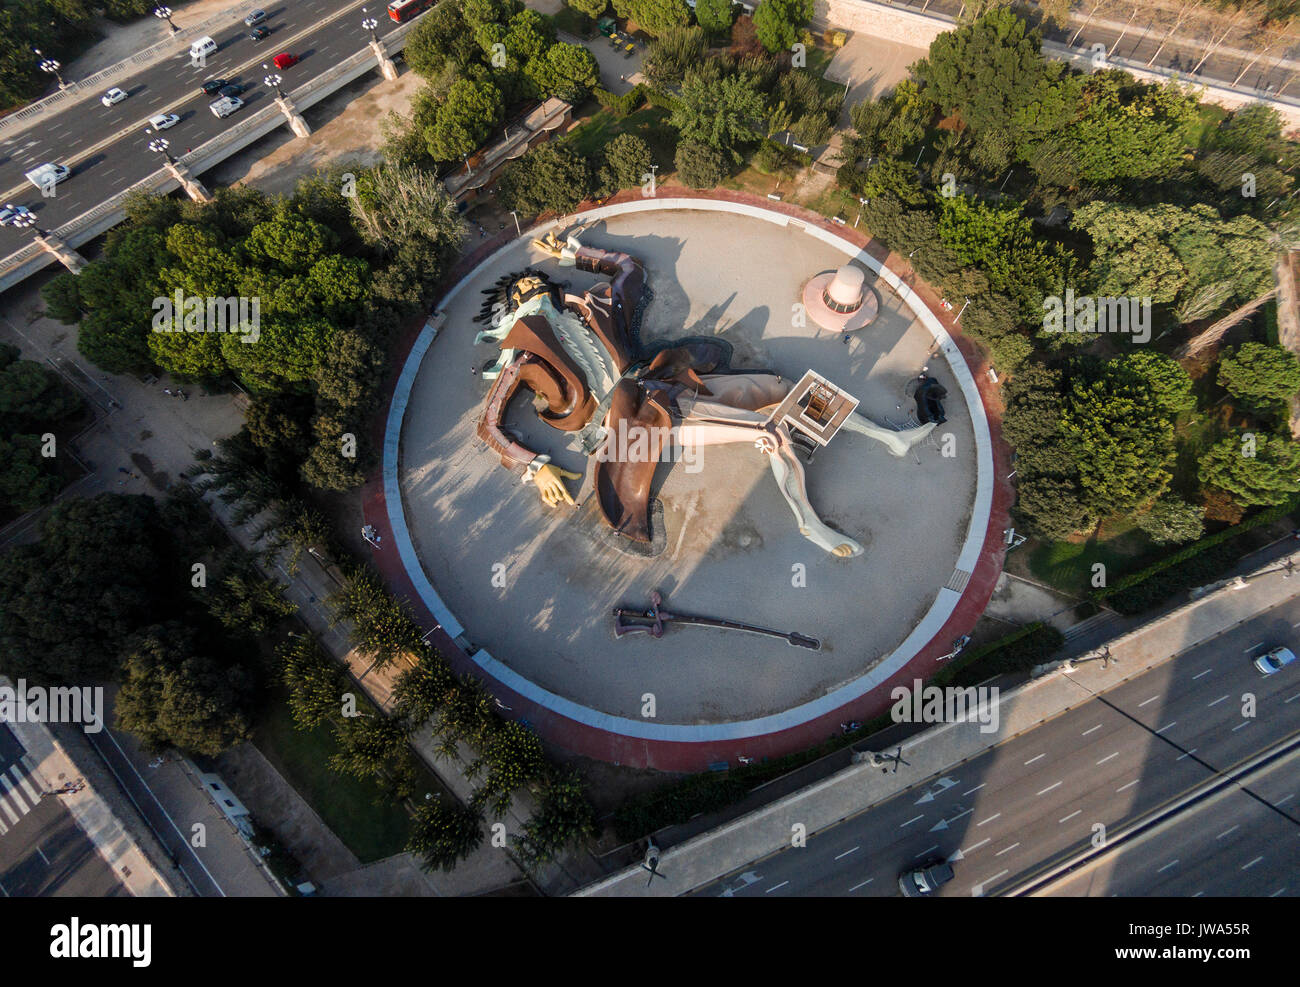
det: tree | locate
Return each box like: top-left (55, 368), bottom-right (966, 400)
top-left (674, 140), bottom-right (727, 187)
top-left (644, 24), bottom-right (706, 88)
top-left (513, 770), bottom-right (597, 864)
top-left (1122, 350), bottom-right (1195, 415)
top-left (752, 0), bottom-right (811, 53)
top-left (329, 568), bottom-right (426, 669)
top-left (468, 720), bottom-right (548, 815)
top-left (425, 79), bottom-right (503, 162)
top-left (671, 69), bottom-right (766, 161)
top-left (695, 0), bottom-right (734, 35)
top-left (279, 634), bottom-right (349, 730)
top-left (330, 713), bottom-right (412, 781)
top-left (0, 435), bottom-right (62, 513)
top-left (116, 623), bottom-right (253, 757)
top-left (498, 141), bottom-right (595, 216)
top-left (404, 0), bottom-right (479, 76)
top-left (0, 345), bottom-right (83, 433)
top-left (913, 9), bottom-right (1060, 137)
top-left (1135, 497), bottom-right (1204, 545)
top-left (567, 0), bottom-right (607, 17)
top-left (525, 42), bottom-right (600, 102)
top-left (598, 133), bottom-right (654, 194)
top-left (0, 495), bottom-right (171, 684)
top-left (1217, 342), bottom-right (1300, 418)
top-left (1199, 433), bottom-right (1300, 507)
top-left (620, 0), bottom-right (689, 35)
top-left (406, 800), bottom-right (484, 872)
top-left (392, 659), bottom-right (457, 729)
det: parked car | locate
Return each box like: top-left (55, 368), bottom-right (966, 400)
top-left (218, 82), bottom-right (248, 98)
top-left (200, 78), bottom-right (227, 95)
top-left (101, 87), bottom-right (128, 107)
top-left (148, 112), bottom-right (180, 131)
top-left (1254, 645), bottom-right (1297, 676)
top-left (898, 859), bottom-right (954, 897)
top-left (0, 203), bottom-right (34, 226)
top-left (210, 95), bottom-right (245, 118)
top-left (249, 25), bottom-right (271, 41)
top-left (243, 8), bottom-right (267, 26)
top-left (272, 51), bottom-right (298, 70)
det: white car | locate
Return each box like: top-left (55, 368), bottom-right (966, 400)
top-left (0, 203), bottom-right (34, 226)
top-left (1254, 646), bottom-right (1297, 675)
top-left (209, 96), bottom-right (244, 118)
top-left (101, 87), bottom-right (128, 107)
top-left (149, 112), bottom-right (180, 131)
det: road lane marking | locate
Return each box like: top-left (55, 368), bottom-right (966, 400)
top-left (1081, 724), bottom-right (1102, 736)
top-left (976, 813), bottom-right (1001, 826)
top-left (1285, 692), bottom-right (1300, 704)
top-left (1241, 857), bottom-right (1263, 870)
top-left (834, 846), bottom-right (859, 860)
top-left (962, 784), bottom-right (985, 796)
top-left (1232, 721), bottom-right (1250, 732)
top-left (1116, 779), bottom-right (1139, 792)
top-left (1269, 887), bottom-right (1287, 897)
top-left (994, 843), bottom-right (1020, 856)
top-left (1192, 669), bottom-right (1213, 679)
top-left (1207, 695), bottom-right (1230, 707)
top-left (899, 815), bottom-right (923, 828)
top-left (1155, 721), bottom-right (1177, 734)
top-left (1245, 642), bottom-right (1266, 652)
top-left (1037, 781), bottom-right (1062, 796)
top-left (765, 881), bottom-right (788, 893)
top-left (961, 838), bottom-right (990, 854)
top-left (1217, 825), bottom-right (1239, 840)
top-left (1176, 748), bottom-right (1199, 761)
top-left (1024, 754), bottom-right (1045, 765)
top-left (848, 879), bottom-right (873, 891)
top-left (1157, 859), bottom-right (1178, 873)
top-left (914, 845), bottom-right (939, 859)
top-left (1059, 810), bottom-right (1082, 823)
top-left (1275, 794), bottom-right (1294, 807)
top-left (1097, 752), bottom-right (1119, 764)
top-left (1137, 695), bottom-right (1160, 707)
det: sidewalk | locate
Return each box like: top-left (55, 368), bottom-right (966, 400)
top-left (576, 547), bottom-right (1300, 895)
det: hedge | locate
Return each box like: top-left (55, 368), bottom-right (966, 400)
top-left (1092, 496), bottom-right (1300, 614)
top-left (932, 621), bottom-right (1064, 688)
top-left (594, 84), bottom-right (647, 118)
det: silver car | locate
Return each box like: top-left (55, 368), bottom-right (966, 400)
top-left (1254, 646), bottom-right (1296, 675)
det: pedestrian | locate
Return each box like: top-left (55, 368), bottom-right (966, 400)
top-left (471, 365), bottom-right (478, 376)
top-left (163, 387), bottom-right (173, 396)
top-left (177, 387), bottom-right (187, 401)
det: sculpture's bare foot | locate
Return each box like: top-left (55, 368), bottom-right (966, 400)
top-left (832, 543), bottom-right (856, 558)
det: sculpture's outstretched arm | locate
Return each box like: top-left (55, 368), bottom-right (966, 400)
top-left (763, 428), bottom-right (864, 559)
top-left (477, 353), bottom-right (583, 508)
top-left (840, 413), bottom-right (936, 457)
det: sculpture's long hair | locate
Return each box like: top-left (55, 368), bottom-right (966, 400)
top-left (472, 269), bottom-right (563, 326)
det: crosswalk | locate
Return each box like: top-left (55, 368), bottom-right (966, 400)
top-left (0, 757), bottom-right (44, 836)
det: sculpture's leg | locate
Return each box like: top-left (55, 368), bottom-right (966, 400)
top-left (764, 428), bottom-right (864, 559)
top-left (840, 412), bottom-right (936, 457)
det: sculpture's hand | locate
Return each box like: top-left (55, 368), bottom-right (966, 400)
top-left (532, 463), bottom-right (581, 508)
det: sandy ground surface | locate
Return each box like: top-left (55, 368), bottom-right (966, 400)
top-left (824, 32), bottom-right (928, 126)
top-left (397, 209), bottom-right (978, 724)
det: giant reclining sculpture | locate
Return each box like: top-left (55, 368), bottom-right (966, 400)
top-left (472, 230), bottom-right (935, 558)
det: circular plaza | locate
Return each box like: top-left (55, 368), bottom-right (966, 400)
top-left (385, 199), bottom-right (994, 745)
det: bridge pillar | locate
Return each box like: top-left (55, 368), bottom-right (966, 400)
top-left (369, 38), bottom-right (399, 82)
top-left (166, 160), bottom-right (211, 202)
top-left (36, 232), bottom-right (87, 275)
top-left (275, 95), bottom-right (312, 138)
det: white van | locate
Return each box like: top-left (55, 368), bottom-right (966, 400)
top-left (210, 95), bottom-right (244, 118)
top-left (189, 36), bottom-right (218, 62)
top-left (24, 163), bottom-right (70, 194)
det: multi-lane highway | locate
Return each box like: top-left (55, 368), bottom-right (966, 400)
top-left (696, 595), bottom-right (1300, 897)
top-left (0, 0), bottom-right (401, 254)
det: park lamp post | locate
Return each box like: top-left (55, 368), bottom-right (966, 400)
top-left (264, 71), bottom-right (284, 99)
top-left (362, 15), bottom-right (378, 40)
top-left (34, 49), bottom-right (66, 89)
top-left (154, 5), bottom-right (178, 33)
top-left (509, 210), bottom-right (521, 236)
top-left (7, 208), bottom-right (42, 238)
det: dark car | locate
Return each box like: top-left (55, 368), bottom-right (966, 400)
top-left (249, 25), bottom-right (271, 41)
top-left (218, 82), bottom-right (248, 98)
top-left (899, 859), bottom-right (954, 897)
top-left (199, 78), bottom-right (227, 95)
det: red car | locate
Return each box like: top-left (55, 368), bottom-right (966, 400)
top-left (272, 52), bottom-right (298, 70)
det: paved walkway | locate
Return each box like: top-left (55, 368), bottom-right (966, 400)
top-left (577, 545), bottom-right (1300, 895)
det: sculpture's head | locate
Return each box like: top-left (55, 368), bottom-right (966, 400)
top-left (474, 268), bottom-right (562, 330)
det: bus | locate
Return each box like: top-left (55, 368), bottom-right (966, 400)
top-left (387, 0), bottom-right (431, 22)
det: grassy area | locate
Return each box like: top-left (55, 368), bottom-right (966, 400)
top-left (550, 6), bottom-right (596, 38)
top-left (1188, 101), bottom-right (1232, 149)
top-left (1021, 527), bottom-right (1164, 598)
top-left (252, 693), bottom-right (415, 863)
top-left (566, 105), bottom-right (677, 166)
